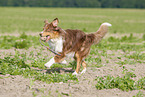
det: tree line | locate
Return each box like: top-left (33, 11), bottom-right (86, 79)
top-left (0, 0), bottom-right (145, 8)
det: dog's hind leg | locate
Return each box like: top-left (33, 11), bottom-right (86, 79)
top-left (81, 61), bottom-right (87, 74)
top-left (72, 52), bottom-right (82, 75)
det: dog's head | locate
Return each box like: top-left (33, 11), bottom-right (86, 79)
top-left (39, 18), bottom-right (60, 42)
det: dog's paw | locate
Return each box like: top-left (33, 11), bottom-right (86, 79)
top-left (44, 63), bottom-right (51, 68)
top-left (72, 71), bottom-right (78, 76)
top-left (81, 68), bottom-right (86, 74)
top-left (61, 60), bottom-right (67, 64)
top-left (44, 57), bottom-right (55, 68)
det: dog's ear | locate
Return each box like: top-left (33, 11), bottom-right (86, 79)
top-left (52, 18), bottom-right (59, 27)
top-left (44, 19), bottom-right (49, 24)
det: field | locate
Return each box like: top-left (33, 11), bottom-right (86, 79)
top-left (0, 7), bottom-right (145, 97)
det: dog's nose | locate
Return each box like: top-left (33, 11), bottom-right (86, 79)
top-left (39, 33), bottom-right (42, 37)
top-left (39, 31), bottom-right (44, 37)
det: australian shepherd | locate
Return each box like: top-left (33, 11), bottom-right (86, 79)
top-left (39, 18), bottom-right (111, 75)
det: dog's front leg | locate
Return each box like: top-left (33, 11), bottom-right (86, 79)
top-left (44, 57), bottom-right (55, 68)
top-left (61, 60), bottom-right (67, 64)
top-left (45, 54), bottom-right (66, 68)
top-left (72, 60), bottom-right (81, 75)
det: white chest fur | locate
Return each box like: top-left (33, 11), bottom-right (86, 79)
top-left (48, 37), bottom-right (63, 52)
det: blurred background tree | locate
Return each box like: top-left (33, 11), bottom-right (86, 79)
top-left (0, 0), bottom-right (145, 8)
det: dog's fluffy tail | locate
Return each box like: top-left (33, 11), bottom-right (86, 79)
top-left (93, 22), bottom-right (112, 44)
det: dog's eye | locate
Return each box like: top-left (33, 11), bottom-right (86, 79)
top-left (53, 27), bottom-right (59, 31)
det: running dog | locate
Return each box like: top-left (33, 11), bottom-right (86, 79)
top-left (39, 18), bottom-right (111, 75)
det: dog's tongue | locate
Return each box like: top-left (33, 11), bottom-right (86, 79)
top-left (45, 36), bottom-right (50, 42)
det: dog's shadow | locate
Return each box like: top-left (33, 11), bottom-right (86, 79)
top-left (31, 67), bottom-right (74, 74)
top-left (46, 61), bottom-right (76, 74)
top-left (46, 68), bottom-right (74, 74)
top-left (31, 61), bottom-right (76, 74)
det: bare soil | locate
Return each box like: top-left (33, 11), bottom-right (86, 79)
top-left (0, 66), bottom-right (145, 97)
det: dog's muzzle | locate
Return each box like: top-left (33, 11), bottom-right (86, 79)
top-left (40, 35), bottom-right (50, 42)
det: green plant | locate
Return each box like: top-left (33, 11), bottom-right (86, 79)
top-left (126, 52), bottom-right (145, 60)
top-left (133, 91), bottom-right (145, 97)
top-left (0, 35), bottom-right (39, 49)
top-left (137, 77), bottom-right (145, 90)
top-left (20, 32), bottom-right (28, 39)
top-left (31, 58), bottom-right (48, 69)
top-left (0, 51), bottom-right (78, 84)
top-left (108, 34), bottom-right (142, 43)
top-left (0, 36), bottom-right (16, 49)
top-left (95, 75), bottom-right (145, 91)
top-left (14, 40), bottom-right (30, 49)
top-left (142, 34), bottom-right (145, 40)
top-left (95, 67), bottom-right (144, 91)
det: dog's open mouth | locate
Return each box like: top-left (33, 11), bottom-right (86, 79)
top-left (45, 35), bottom-right (50, 42)
top-left (40, 35), bottom-right (50, 42)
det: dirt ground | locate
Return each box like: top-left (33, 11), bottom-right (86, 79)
top-left (0, 67), bottom-right (145, 97)
top-left (1, 50), bottom-right (145, 97)
top-left (0, 33), bottom-right (145, 97)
